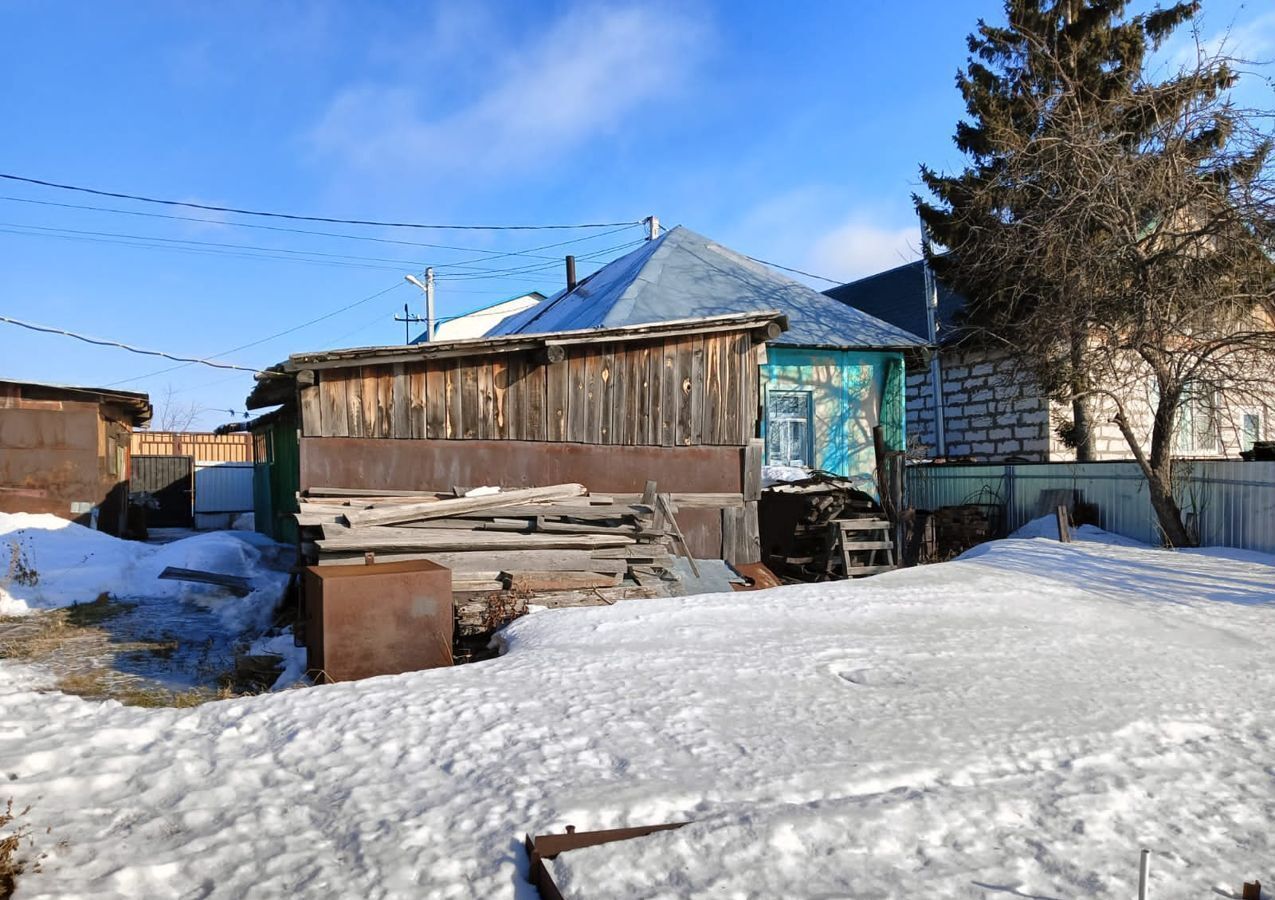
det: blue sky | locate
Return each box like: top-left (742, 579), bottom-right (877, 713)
top-left (2, 0), bottom-right (1271, 429)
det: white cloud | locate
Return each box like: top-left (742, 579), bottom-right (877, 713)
top-left (1168, 9), bottom-right (1275, 67)
top-left (807, 218), bottom-right (920, 282)
top-left (309, 3), bottom-right (708, 179)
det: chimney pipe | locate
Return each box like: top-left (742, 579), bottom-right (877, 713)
top-left (566, 255), bottom-right (578, 291)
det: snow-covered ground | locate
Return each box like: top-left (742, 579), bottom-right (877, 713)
top-left (0, 513), bottom-right (301, 693)
top-left (2, 527), bottom-right (1273, 898)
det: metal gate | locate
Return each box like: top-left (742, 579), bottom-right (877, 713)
top-left (131, 455), bottom-right (194, 528)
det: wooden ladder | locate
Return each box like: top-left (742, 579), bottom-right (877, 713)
top-left (831, 517), bottom-right (896, 578)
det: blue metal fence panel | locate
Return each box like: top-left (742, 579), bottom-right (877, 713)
top-left (906, 460), bottom-right (1275, 554)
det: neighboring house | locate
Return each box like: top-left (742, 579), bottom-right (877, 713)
top-left (0, 379), bottom-right (151, 534)
top-left (487, 226), bottom-right (928, 490)
top-left (825, 260), bottom-right (1273, 461)
top-left (417, 292), bottom-right (546, 343)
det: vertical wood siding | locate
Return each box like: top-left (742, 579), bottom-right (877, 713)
top-left (304, 333), bottom-right (761, 446)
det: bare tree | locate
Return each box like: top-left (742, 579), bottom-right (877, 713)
top-left (153, 384), bottom-right (203, 433)
top-left (918, 0), bottom-right (1275, 546)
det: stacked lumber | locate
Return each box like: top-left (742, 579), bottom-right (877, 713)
top-left (293, 483), bottom-right (696, 650)
top-left (758, 474), bottom-right (887, 581)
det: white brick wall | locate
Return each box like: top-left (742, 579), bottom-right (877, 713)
top-left (909, 347), bottom-right (1274, 462)
top-left (906, 348), bottom-right (1052, 461)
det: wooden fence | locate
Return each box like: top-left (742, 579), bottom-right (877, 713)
top-left (131, 431), bottom-right (253, 462)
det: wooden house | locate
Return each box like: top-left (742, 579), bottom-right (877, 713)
top-left (488, 226), bottom-right (929, 492)
top-left (0, 379), bottom-right (151, 534)
top-left (246, 311), bottom-right (788, 561)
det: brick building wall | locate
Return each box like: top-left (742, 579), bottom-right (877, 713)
top-left (907, 347), bottom-right (1273, 462)
top-left (906, 348), bottom-right (1053, 460)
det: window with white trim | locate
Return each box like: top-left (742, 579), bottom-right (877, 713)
top-left (1175, 383), bottom-right (1220, 454)
top-left (766, 390), bottom-right (813, 467)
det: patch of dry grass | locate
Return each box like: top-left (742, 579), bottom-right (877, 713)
top-left (0, 798), bottom-right (44, 900)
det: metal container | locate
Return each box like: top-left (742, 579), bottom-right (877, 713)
top-left (302, 559), bottom-right (453, 683)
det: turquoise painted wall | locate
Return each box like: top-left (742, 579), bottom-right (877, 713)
top-left (759, 347), bottom-right (906, 496)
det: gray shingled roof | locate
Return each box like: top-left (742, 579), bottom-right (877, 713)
top-left (822, 260), bottom-right (966, 345)
top-left (488, 226), bottom-right (927, 349)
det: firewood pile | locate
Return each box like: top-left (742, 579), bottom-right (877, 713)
top-left (293, 482), bottom-right (707, 654)
top-left (758, 474), bottom-right (887, 581)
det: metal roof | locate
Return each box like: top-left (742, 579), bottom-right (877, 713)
top-left (822, 259), bottom-right (967, 346)
top-left (0, 378), bottom-right (152, 425)
top-left (487, 226), bottom-right (929, 349)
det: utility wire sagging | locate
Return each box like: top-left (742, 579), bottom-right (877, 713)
top-left (0, 172), bottom-right (641, 231)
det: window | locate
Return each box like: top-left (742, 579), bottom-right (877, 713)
top-left (766, 390), bottom-right (813, 467)
top-left (1175, 383), bottom-right (1219, 454)
top-left (1242, 412), bottom-right (1261, 451)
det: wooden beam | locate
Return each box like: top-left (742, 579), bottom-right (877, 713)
top-left (342, 483), bottom-right (587, 527)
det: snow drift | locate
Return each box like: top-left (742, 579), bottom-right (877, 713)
top-left (0, 532), bottom-right (1272, 897)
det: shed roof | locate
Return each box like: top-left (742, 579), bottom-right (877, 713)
top-left (822, 260), bottom-right (967, 345)
top-left (486, 226), bottom-right (928, 349)
top-left (0, 378), bottom-right (152, 426)
top-left (246, 310), bottom-right (788, 409)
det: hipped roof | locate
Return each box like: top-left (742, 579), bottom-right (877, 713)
top-left (487, 226), bottom-right (928, 350)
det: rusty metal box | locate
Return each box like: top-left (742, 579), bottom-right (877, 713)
top-left (302, 560), bottom-right (453, 682)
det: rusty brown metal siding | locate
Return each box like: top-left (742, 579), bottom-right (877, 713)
top-left (0, 396), bottom-right (132, 533)
top-left (300, 437), bottom-right (744, 557)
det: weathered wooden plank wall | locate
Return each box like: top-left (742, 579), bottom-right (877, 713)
top-left (304, 334), bottom-right (760, 447)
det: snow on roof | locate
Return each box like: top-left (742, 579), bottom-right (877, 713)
top-left (488, 226), bottom-right (929, 349)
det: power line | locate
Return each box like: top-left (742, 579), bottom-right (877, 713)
top-left (0, 314), bottom-right (266, 373)
top-left (742, 253), bottom-right (843, 285)
top-left (0, 195), bottom-right (640, 263)
top-left (0, 173), bottom-right (641, 231)
top-left (106, 281), bottom-right (408, 386)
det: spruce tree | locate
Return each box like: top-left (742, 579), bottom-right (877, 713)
top-left (916, 0), bottom-right (1274, 546)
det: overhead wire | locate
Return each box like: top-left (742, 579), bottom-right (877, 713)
top-left (0, 196), bottom-right (641, 265)
top-left (0, 172), bottom-right (642, 231)
top-left (105, 281), bottom-right (408, 386)
top-left (0, 314), bottom-right (267, 374)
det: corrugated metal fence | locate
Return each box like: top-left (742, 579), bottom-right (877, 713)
top-left (906, 460), bottom-right (1275, 553)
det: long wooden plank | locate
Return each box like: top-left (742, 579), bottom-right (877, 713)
top-left (318, 530), bottom-right (635, 552)
top-left (425, 363), bottom-right (445, 439)
top-left (546, 353), bottom-right (569, 441)
top-left (342, 483), bottom-right (588, 527)
top-left (346, 370), bottom-right (365, 437)
top-left (689, 334), bottom-right (705, 445)
top-left (660, 338), bottom-right (677, 447)
top-left (299, 384), bottom-right (321, 438)
top-left (525, 358), bottom-right (548, 442)
top-left (445, 359), bottom-right (462, 439)
top-left (319, 374), bottom-right (349, 438)
top-left (501, 355), bottom-right (521, 441)
top-left (703, 334), bottom-right (723, 446)
top-left (584, 347), bottom-right (603, 444)
top-left (409, 365), bottom-right (427, 440)
top-left (507, 571), bottom-right (622, 592)
top-left (568, 350), bottom-right (589, 443)
top-left (674, 337), bottom-right (694, 446)
top-left (599, 344), bottom-right (616, 444)
top-left (610, 492), bottom-right (744, 508)
top-left (316, 550), bottom-right (629, 573)
top-left (391, 364), bottom-right (411, 439)
top-left (306, 487), bottom-right (444, 498)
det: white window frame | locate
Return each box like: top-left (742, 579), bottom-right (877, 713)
top-left (766, 389), bottom-right (814, 468)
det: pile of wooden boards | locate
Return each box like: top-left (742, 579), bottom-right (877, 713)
top-left (758, 474), bottom-right (892, 581)
top-left (293, 482), bottom-right (719, 646)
